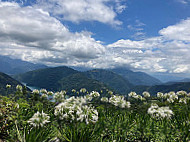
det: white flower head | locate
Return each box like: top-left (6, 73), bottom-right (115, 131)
top-left (157, 92), bottom-right (163, 98)
top-left (109, 95), bottom-right (130, 108)
top-left (28, 111), bottom-right (50, 128)
top-left (32, 89), bottom-right (39, 95)
top-left (177, 91), bottom-right (187, 96)
top-left (90, 91), bottom-right (100, 98)
top-left (47, 91), bottom-right (54, 96)
top-left (6, 84), bottom-right (11, 89)
top-left (54, 96), bottom-right (98, 124)
top-left (80, 88), bottom-right (87, 93)
top-left (16, 85), bottom-right (22, 92)
top-left (128, 92), bottom-right (137, 97)
top-left (179, 98), bottom-right (187, 104)
top-left (40, 89), bottom-right (47, 94)
top-left (143, 91), bottom-right (150, 98)
top-left (148, 103), bottom-right (173, 119)
top-left (54, 91), bottom-right (66, 102)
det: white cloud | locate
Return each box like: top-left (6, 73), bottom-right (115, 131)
top-left (173, 65), bottom-right (189, 73)
top-left (107, 18), bottom-right (190, 73)
top-left (0, 1), bottom-right (190, 75)
top-left (0, 1), bottom-right (105, 65)
top-left (159, 18), bottom-right (190, 41)
top-left (33, 0), bottom-right (123, 25)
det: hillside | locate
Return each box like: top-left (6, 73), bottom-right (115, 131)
top-left (0, 72), bottom-right (25, 95)
top-left (0, 55), bottom-right (47, 75)
top-left (111, 67), bottom-right (162, 86)
top-left (85, 69), bottom-right (133, 94)
top-left (14, 66), bottom-right (110, 93)
top-left (132, 82), bottom-right (190, 95)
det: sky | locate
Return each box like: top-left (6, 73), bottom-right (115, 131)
top-left (0, 0), bottom-right (190, 77)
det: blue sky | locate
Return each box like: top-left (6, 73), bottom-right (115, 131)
top-left (0, 0), bottom-right (190, 77)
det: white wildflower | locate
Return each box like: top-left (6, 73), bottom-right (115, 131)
top-left (32, 89), bottom-right (39, 95)
top-left (143, 91), bottom-right (150, 98)
top-left (28, 111), bottom-right (50, 127)
top-left (89, 91), bottom-right (100, 98)
top-left (76, 105), bottom-right (98, 124)
top-left (108, 91), bottom-right (113, 95)
top-left (176, 91), bottom-right (187, 96)
top-left (187, 93), bottom-right (190, 97)
top-left (163, 93), bottom-right (170, 99)
top-left (16, 85), bottom-right (22, 92)
top-left (72, 89), bottom-right (76, 93)
top-left (167, 98), bottom-right (174, 103)
top-left (40, 89), bottom-right (47, 94)
top-left (54, 91), bottom-right (66, 102)
top-left (109, 95), bottom-right (130, 108)
top-left (84, 94), bottom-right (93, 101)
top-left (47, 91), bottom-right (54, 96)
top-left (148, 103), bottom-right (173, 119)
top-left (157, 92), bottom-right (164, 98)
top-left (80, 88), bottom-right (87, 93)
top-left (128, 92), bottom-right (137, 97)
top-left (6, 84), bottom-right (11, 89)
top-left (179, 98), bottom-right (187, 104)
top-left (54, 96), bottom-right (98, 124)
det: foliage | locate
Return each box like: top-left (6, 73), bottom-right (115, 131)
top-left (1, 85), bottom-right (190, 142)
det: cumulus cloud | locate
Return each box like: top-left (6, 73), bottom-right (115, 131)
top-left (0, 1), bottom-right (190, 75)
top-left (107, 18), bottom-right (190, 73)
top-left (159, 18), bottom-right (190, 41)
top-left (0, 1), bottom-right (105, 64)
top-left (31, 0), bottom-right (123, 25)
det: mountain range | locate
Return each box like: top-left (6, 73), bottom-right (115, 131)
top-left (110, 67), bottom-right (162, 86)
top-left (0, 55), bottom-right (47, 75)
top-left (14, 66), bottom-right (110, 93)
top-left (13, 66), bottom-right (190, 95)
top-left (0, 55), bottom-right (190, 96)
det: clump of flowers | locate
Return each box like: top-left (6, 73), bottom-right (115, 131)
top-left (128, 92), bottom-right (144, 101)
top-left (109, 95), bottom-right (130, 108)
top-left (76, 105), bottom-right (98, 124)
top-left (101, 97), bottom-right (109, 103)
top-left (54, 96), bottom-right (98, 124)
top-left (128, 92), bottom-right (137, 98)
top-left (143, 91), bottom-right (150, 98)
top-left (157, 92), bottom-right (164, 98)
top-left (47, 91), bottom-right (54, 96)
top-left (32, 89), bottom-right (40, 95)
top-left (54, 91), bottom-right (66, 102)
top-left (108, 91), bottom-right (113, 96)
top-left (6, 84), bottom-right (11, 89)
top-left (16, 85), bottom-right (22, 92)
top-left (72, 89), bottom-right (76, 93)
top-left (89, 91), bottom-right (100, 98)
top-left (28, 111), bottom-right (50, 128)
top-left (80, 88), bottom-right (87, 93)
top-left (176, 91), bottom-right (187, 97)
top-left (40, 89), bottom-right (47, 94)
top-left (179, 98), bottom-right (187, 104)
top-left (148, 103), bottom-right (173, 119)
top-left (166, 92), bottom-right (178, 103)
